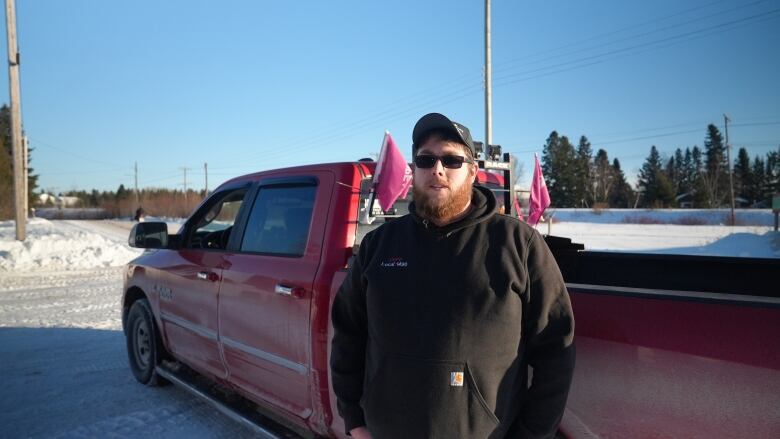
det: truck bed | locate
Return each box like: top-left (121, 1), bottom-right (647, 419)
top-left (546, 237), bottom-right (780, 437)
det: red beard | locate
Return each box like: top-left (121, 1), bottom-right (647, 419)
top-left (413, 180), bottom-right (473, 223)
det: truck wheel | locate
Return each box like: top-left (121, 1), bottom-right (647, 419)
top-left (126, 299), bottom-right (166, 386)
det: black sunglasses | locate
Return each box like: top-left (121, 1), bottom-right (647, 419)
top-left (414, 154), bottom-right (474, 169)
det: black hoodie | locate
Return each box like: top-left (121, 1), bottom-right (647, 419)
top-left (330, 186), bottom-right (575, 439)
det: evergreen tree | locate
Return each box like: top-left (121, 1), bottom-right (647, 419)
top-left (680, 147), bottom-right (695, 194)
top-left (766, 145), bottom-right (780, 199)
top-left (592, 149), bottom-right (612, 204)
top-left (608, 158), bottom-right (634, 207)
top-left (89, 189), bottom-right (100, 206)
top-left (733, 147), bottom-right (752, 205)
top-left (672, 148), bottom-right (684, 194)
top-left (659, 153), bottom-right (679, 207)
top-left (637, 146), bottom-right (664, 207)
top-left (750, 156), bottom-right (767, 206)
top-left (701, 124), bottom-right (728, 207)
top-left (0, 104), bottom-right (38, 219)
top-left (116, 184), bottom-right (129, 200)
top-left (692, 145), bottom-right (703, 174)
top-left (690, 145), bottom-right (708, 207)
top-left (655, 171), bottom-right (677, 207)
top-left (0, 144), bottom-right (9, 220)
top-left (541, 131), bottom-right (578, 207)
top-left (664, 156), bottom-right (676, 193)
top-left (575, 136), bottom-right (593, 207)
top-left (0, 114), bottom-right (10, 218)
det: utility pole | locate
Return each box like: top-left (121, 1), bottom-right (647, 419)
top-left (724, 114), bottom-right (735, 226)
top-left (180, 166), bottom-right (191, 206)
top-left (204, 162), bottom-right (208, 195)
top-left (134, 161), bottom-right (140, 209)
top-left (6, 0), bottom-right (24, 240)
top-left (484, 0), bottom-right (493, 150)
top-left (23, 134), bottom-right (27, 216)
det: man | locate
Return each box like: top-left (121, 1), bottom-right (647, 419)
top-left (330, 113), bottom-right (575, 439)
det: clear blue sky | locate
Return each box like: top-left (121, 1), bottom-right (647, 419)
top-left (3, 0), bottom-right (779, 193)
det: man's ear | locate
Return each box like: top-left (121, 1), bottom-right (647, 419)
top-left (469, 162), bottom-right (478, 182)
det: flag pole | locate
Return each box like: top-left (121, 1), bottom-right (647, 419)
top-left (368, 131), bottom-right (390, 217)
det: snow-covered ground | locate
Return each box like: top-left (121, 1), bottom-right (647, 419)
top-left (551, 208), bottom-right (774, 226)
top-left (538, 208), bottom-right (779, 258)
top-left (0, 219), bottom-right (142, 271)
top-left (0, 214), bottom-right (777, 438)
top-left (548, 222), bottom-right (778, 258)
top-left (0, 219), bottom-right (254, 439)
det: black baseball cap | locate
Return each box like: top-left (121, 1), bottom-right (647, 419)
top-left (412, 113), bottom-right (475, 157)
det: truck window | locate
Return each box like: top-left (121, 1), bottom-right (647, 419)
top-left (355, 177), bottom-right (411, 246)
top-left (186, 188), bottom-right (247, 250)
top-left (240, 185), bottom-right (316, 256)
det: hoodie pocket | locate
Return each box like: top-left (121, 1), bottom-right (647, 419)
top-left (361, 356), bottom-right (499, 439)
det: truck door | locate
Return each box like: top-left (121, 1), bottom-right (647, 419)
top-left (219, 172), bottom-right (332, 420)
top-left (156, 187), bottom-right (248, 379)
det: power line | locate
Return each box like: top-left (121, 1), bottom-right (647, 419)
top-left (38, 168), bottom-right (127, 176)
top-left (138, 171), bottom-right (181, 185)
top-left (210, 82), bottom-right (484, 168)
top-left (504, 120), bottom-right (780, 153)
top-left (27, 137), bottom-right (126, 168)
top-left (494, 0), bottom-right (770, 74)
top-left (180, 166), bottom-right (191, 205)
top-left (34, 4), bottom-right (780, 188)
top-left (493, 7), bottom-right (780, 86)
top-left (208, 72), bottom-right (482, 169)
top-left (212, 7), bottom-right (780, 169)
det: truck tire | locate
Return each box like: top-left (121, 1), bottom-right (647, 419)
top-left (126, 299), bottom-right (166, 386)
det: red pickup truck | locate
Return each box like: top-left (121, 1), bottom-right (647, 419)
top-left (123, 160), bottom-right (780, 438)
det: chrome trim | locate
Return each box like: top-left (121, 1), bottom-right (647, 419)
top-left (274, 284), bottom-right (292, 296)
top-left (566, 283), bottom-right (780, 306)
top-left (221, 336), bottom-right (308, 375)
top-left (160, 311), bottom-right (218, 341)
top-left (155, 367), bottom-right (282, 439)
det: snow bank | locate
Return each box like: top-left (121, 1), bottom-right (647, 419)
top-left (549, 222), bottom-right (780, 258)
top-left (0, 219), bottom-right (142, 272)
top-left (552, 208), bottom-right (774, 226)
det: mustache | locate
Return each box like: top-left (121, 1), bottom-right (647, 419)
top-left (428, 180), bottom-right (450, 188)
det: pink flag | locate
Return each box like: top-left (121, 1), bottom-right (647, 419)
top-left (514, 197), bottom-right (524, 221)
top-left (374, 132), bottom-right (412, 212)
top-left (528, 153), bottom-right (550, 226)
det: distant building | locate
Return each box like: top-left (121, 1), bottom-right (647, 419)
top-left (38, 193), bottom-right (56, 205)
top-left (675, 191), bottom-right (695, 208)
top-left (58, 196), bottom-right (80, 207)
top-left (676, 190), bottom-right (751, 208)
top-left (37, 193), bottom-right (81, 208)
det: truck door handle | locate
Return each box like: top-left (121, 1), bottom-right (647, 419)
top-left (197, 271), bottom-right (220, 282)
top-left (275, 284), bottom-right (307, 299)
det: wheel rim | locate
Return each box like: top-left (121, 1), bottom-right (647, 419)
top-left (134, 318), bottom-right (152, 369)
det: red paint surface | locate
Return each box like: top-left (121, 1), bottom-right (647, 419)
top-left (570, 289), bottom-right (780, 370)
top-left (563, 289), bottom-right (780, 438)
top-left (476, 171), bottom-right (504, 186)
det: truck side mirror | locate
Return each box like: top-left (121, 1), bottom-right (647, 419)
top-left (129, 222), bottom-right (169, 249)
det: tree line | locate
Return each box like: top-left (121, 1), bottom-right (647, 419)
top-left (52, 185), bottom-right (206, 218)
top-left (542, 124), bottom-right (780, 208)
top-left (0, 105), bottom-right (39, 219)
top-left (5, 98), bottom-right (779, 221)
top-left (542, 131), bottom-right (634, 208)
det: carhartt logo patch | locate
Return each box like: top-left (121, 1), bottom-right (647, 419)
top-left (450, 372), bottom-right (464, 387)
top-left (380, 257), bottom-right (408, 268)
